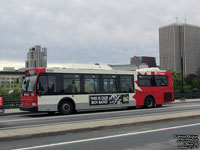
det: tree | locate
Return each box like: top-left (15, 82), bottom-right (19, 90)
top-left (168, 70), bottom-right (191, 91)
top-left (0, 88), bottom-right (9, 96)
top-left (193, 78), bottom-right (200, 90)
top-left (185, 74), bottom-right (197, 90)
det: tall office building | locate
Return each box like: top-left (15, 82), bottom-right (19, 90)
top-left (159, 23), bottom-right (200, 75)
top-left (25, 45), bottom-right (47, 68)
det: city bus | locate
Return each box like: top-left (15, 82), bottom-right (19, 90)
top-left (20, 65), bottom-right (174, 114)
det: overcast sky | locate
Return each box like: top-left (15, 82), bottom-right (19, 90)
top-left (0, 0), bottom-right (200, 69)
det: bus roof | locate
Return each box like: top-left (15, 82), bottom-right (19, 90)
top-left (48, 64), bottom-right (113, 71)
top-left (46, 67), bottom-right (135, 75)
top-left (28, 66), bottom-right (167, 75)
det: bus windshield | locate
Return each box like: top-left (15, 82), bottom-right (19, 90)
top-left (22, 75), bottom-right (37, 93)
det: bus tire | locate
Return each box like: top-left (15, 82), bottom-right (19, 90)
top-left (58, 100), bottom-right (74, 115)
top-left (144, 96), bottom-right (155, 108)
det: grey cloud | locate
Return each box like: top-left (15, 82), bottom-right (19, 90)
top-left (0, 0), bottom-right (200, 66)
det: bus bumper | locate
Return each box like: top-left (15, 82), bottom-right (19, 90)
top-left (19, 106), bottom-right (38, 112)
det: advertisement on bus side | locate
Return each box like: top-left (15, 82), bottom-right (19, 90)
top-left (89, 94), bottom-right (129, 105)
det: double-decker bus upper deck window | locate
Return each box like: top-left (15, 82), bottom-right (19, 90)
top-left (138, 75), bottom-right (168, 87)
top-left (63, 74), bottom-right (80, 94)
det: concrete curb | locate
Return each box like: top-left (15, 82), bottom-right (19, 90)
top-left (1, 110), bottom-right (200, 141)
top-left (1, 111), bottom-right (30, 116)
top-left (173, 99), bottom-right (200, 104)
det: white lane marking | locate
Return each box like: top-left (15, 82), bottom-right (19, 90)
top-left (13, 122), bottom-right (200, 150)
top-left (1, 103), bottom-right (200, 123)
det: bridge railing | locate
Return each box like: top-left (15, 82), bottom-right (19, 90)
top-left (174, 90), bottom-right (200, 100)
top-left (0, 94), bottom-right (21, 109)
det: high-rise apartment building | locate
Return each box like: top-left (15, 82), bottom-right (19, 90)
top-left (159, 23), bottom-right (200, 75)
top-left (25, 45), bottom-right (47, 68)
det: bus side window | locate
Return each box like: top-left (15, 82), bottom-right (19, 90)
top-left (138, 75), bottom-right (151, 86)
top-left (120, 76), bottom-right (134, 93)
top-left (103, 75), bottom-right (117, 93)
top-left (63, 74), bottom-right (81, 94)
top-left (155, 76), bottom-right (168, 86)
top-left (48, 75), bottom-right (57, 95)
top-left (150, 76), bottom-right (156, 86)
top-left (37, 75), bottom-right (48, 95)
top-left (84, 75), bottom-right (100, 94)
top-left (138, 75), bottom-right (168, 87)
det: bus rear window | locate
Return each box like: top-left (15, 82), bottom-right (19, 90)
top-left (138, 75), bottom-right (168, 87)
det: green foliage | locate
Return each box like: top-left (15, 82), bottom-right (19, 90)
top-left (0, 82), bottom-right (22, 108)
top-left (168, 70), bottom-right (200, 91)
top-left (0, 88), bottom-right (9, 96)
top-left (193, 77), bottom-right (200, 89)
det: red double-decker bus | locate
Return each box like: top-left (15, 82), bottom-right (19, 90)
top-left (20, 65), bottom-right (174, 114)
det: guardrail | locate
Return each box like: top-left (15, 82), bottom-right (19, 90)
top-left (1, 94), bottom-right (21, 109)
top-left (174, 90), bottom-right (200, 99)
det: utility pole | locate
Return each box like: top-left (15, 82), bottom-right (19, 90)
top-left (179, 24), bottom-right (185, 100)
top-left (181, 56), bottom-right (184, 100)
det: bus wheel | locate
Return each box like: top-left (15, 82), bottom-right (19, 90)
top-left (144, 97), bottom-right (155, 108)
top-left (59, 101), bottom-right (74, 115)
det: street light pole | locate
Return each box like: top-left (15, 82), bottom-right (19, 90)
top-left (181, 56), bottom-right (184, 99)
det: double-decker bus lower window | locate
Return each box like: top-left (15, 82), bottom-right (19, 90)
top-left (84, 75), bottom-right (100, 94)
top-left (120, 76), bottom-right (134, 93)
top-left (63, 74), bottom-right (80, 94)
top-left (138, 75), bottom-right (168, 87)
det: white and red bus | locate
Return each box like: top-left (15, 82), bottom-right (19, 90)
top-left (20, 65), bottom-right (174, 114)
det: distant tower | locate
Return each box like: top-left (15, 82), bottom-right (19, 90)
top-left (25, 45), bottom-right (47, 68)
top-left (159, 23), bottom-right (200, 74)
top-left (41, 47), bottom-right (47, 68)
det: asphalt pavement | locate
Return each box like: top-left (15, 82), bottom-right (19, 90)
top-left (0, 98), bottom-right (200, 141)
top-left (1, 115), bottom-right (200, 150)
